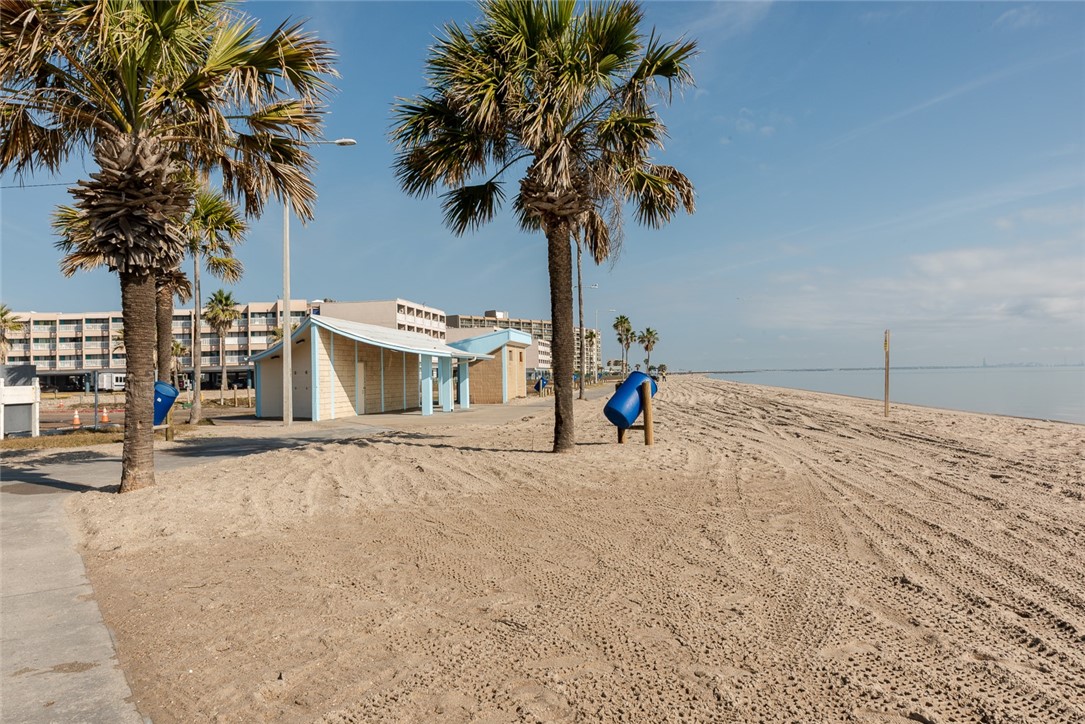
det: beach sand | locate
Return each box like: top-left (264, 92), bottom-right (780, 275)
top-left (68, 375), bottom-right (1084, 722)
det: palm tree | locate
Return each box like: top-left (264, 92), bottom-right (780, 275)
top-left (0, 304), bottom-right (24, 365)
top-left (3, 2), bottom-right (336, 492)
top-left (585, 329), bottom-right (599, 382)
top-left (170, 340), bottom-right (189, 390)
top-left (392, 1), bottom-right (696, 452)
top-left (639, 328), bottom-right (659, 369)
top-left (268, 322), bottom-right (299, 344)
top-left (613, 315), bottom-right (634, 374)
top-left (204, 290), bottom-right (242, 403)
top-left (156, 268), bottom-right (191, 384)
top-left (184, 187), bottom-right (246, 425)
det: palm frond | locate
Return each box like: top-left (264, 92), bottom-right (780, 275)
top-left (440, 181), bottom-right (506, 235)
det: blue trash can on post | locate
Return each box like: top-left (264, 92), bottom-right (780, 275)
top-left (603, 371), bottom-right (658, 429)
top-left (153, 381), bottom-right (179, 426)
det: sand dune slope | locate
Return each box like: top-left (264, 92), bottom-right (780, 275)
top-left (70, 375), bottom-right (1085, 723)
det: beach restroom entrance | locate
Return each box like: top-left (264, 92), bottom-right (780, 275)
top-left (252, 315), bottom-right (488, 421)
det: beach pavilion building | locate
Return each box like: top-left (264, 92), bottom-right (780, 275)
top-left (251, 315), bottom-right (488, 421)
top-left (446, 328), bottom-right (533, 404)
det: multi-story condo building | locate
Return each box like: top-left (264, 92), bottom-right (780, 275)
top-left (7, 300), bottom-right (308, 390)
top-left (310, 299), bottom-right (447, 340)
top-left (6, 298), bottom-right (445, 390)
top-left (447, 310), bottom-right (599, 376)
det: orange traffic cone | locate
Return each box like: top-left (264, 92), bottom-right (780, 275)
top-left (72, 409), bottom-right (82, 428)
top-left (99, 408), bottom-right (110, 424)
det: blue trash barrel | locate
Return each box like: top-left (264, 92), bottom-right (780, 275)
top-left (603, 372), bottom-right (658, 429)
top-left (153, 381), bottom-right (179, 425)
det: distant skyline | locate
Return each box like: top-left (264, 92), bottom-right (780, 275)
top-left (2, 1), bottom-right (1083, 370)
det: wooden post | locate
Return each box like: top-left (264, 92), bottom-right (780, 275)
top-left (640, 380), bottom-right (654, 446)
top-left (617, 426), bottom-right (627, 444)
top-left (165, 407), bottom-right (175, 441)
top-left (31, 378), bottom-right (40, 438)
top-left (884, 329), bottom-right (890, 418)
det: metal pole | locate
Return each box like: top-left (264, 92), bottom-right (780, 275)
top-left (884, 329), bottom-right (890, 418)
top-left (594, 308), bottom-right (599, 383)
top-left (282, 199), bottom-right (293, 426)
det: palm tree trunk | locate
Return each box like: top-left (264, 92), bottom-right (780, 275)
top-left (546, 220), bottom-right (575, 453)
top-left (189, 258), bottom-right (202, 424)
top-left (119, 271), bottom-right (157, 493)
top-left (576, 239), bottom-right (585, 401)
top-left (156, 278), bottom-right (172, 385)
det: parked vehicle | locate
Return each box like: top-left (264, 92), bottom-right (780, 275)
top-left (96, 372), bottom-right (126, 391)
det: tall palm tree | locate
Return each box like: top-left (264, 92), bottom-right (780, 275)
top-left (585, 329), bottom-right (599, 382)
top-left (0, 304), bottom-right (24, 365)
top-left (184, 187), bottom-right (246, 425)
top-left (170, 339), bottom-right (188, 390)
top-left (392, 1), bottom-right (695, 453)
top-left (204, 289), bottom-right (241, 403)
top-left (3, 1), bottom-right (336, 492)
top-left (155, 267), bottom-right (191, 384)
top-left (639, 327), bottom-right (658, 369)
top-left (613, 315), bottom-right (633, 374)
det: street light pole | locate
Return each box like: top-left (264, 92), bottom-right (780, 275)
top-left (282, 198), bottom-right (293, 425)
top-left (282, 137), bottom-right (356, 426)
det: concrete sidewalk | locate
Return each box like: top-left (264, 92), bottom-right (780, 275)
top-left (0, 387), bottom-right (608, 722)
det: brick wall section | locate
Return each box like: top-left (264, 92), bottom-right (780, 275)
top-left (365, 346), bottom-right (419, 412)
top-left (466, 355), bottom-right (503, 404)
top-left (330, 333), bottom-right (356, 419)
top-left (313, 327), bottom-right (423, 417)
top-left (509, 346), bottom-right (527, 398)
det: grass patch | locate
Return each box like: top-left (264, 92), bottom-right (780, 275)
top-left (1, 429), bottom-right (124, 451)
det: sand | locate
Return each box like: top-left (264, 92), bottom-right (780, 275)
top-left (68, 375), bottom-right (1084, 723)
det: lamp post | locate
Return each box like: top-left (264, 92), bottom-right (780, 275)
top-left (282, 137), bottom-right (356, 426)
top-left (605, 308), bottom-right (616, 378)
top-left (588, 284), bottom-right (600, 383)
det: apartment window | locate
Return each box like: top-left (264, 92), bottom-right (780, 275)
top-left (110, 317), bottom-right (123, 325)
top-left (60, 319), bottom-right (80, 327)
top-left (7, 356), bottom-right (29, 363)
top-left (33, 320), bottom-right (55, 328)
top-left (519, 351), bottom-right (523, 362)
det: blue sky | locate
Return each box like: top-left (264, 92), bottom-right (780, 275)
top-left (2, 1), bottom-right (1083, 370)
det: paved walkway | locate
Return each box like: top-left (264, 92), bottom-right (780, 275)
top-left (0, 389), bottom-right (609, 722)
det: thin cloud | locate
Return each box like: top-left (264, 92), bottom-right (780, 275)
top-left (823, 48), bottom-right (1081, 150)
top-left (994, 6), bottom-right (1045, 30)
top-left (751, 239), bottom-right (1085, 331)
top-left (660, 1), bottom-right (773, 46)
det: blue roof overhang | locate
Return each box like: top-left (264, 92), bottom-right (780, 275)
top-left (447, 329), bottom-right (533, 355)
top-left (251, 315), bottom-right (492, 364)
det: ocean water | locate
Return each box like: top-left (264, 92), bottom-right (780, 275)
top-left (707, 366), bottom-right (1085, 424)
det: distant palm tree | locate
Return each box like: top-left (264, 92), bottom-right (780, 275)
top-left (268, 322), bottom-right (299, 344)
top-left (392, 1), bottom-right (696, 452)
top-left (0, 304), bottom-right (24, 365)
top-left (184, 187), bottom-right (246, 425)
top-left (156, 268), bottom-right (191, 383)
top-left (204, 290), bottom-right (241, 403)
top-left (639, 328), bottom-right (659, 369)
top-left (585, 329), bottom-right (599, 382)
top-left (613, 315), bottom-right (633, 374)
top-left (5, 1), bottom-right (336, 492)
top-left (170, 340), bottom-right (188, 390)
